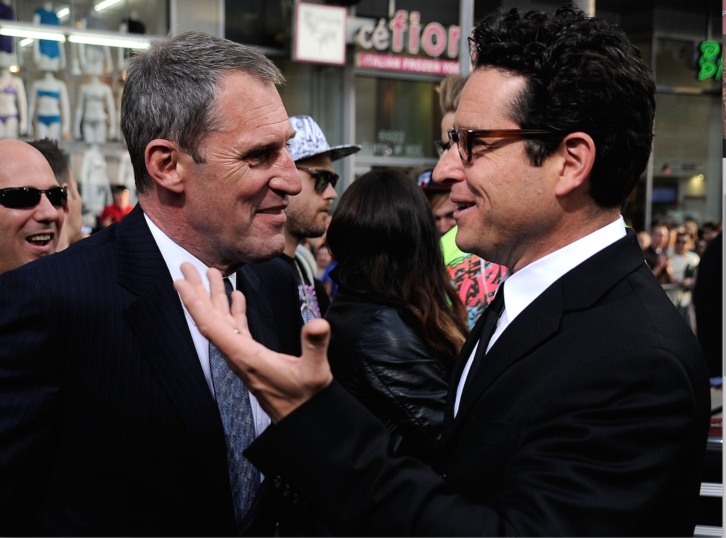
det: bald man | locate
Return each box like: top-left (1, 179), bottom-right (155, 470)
top-left (0, 139), bottom-right (66, 274)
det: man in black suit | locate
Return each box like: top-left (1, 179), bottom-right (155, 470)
top-left (0, 32), bottom-right (303, 535)
top-left (175, 7), bottom-right (711, 537)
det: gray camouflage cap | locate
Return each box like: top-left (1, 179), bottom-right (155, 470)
top-left (288, 115), bottom-right (361, 163)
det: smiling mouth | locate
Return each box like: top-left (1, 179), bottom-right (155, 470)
top-left (26, 233), bottom-right (53, 246)
top-left (258, 208), bottom-right (285, 214)
top-left (455, 202), bottom-right (475, 210)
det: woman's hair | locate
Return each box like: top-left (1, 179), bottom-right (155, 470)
top-left (437, 74), bottom-right (468, 115)
top-left (327, 170), bottom-right (469, 361)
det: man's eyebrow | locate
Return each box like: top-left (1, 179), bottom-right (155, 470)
top-left (246, 136), bottom-right (287, 154)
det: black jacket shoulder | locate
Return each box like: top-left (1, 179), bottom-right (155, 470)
top-left (325, 290), bottom-right (449, 462)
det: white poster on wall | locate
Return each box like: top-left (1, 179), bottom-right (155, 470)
top-left (294, 2), bottom-right (347, 66)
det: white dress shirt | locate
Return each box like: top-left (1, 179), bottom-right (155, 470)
top-left (454, 216), bottom-right (627, 417)
top-left (144, 213), bottom-right (272, 438)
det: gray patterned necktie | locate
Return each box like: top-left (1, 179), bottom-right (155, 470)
top-left (210, 278), bottom-right (257, 527)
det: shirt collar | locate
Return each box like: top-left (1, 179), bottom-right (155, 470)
top-left (501, 216), bottom-right (626, 325)
top-left (144, 213), bottom-right (237, 293)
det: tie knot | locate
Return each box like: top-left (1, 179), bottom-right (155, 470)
top-left (223, 278), bottom-right (233, 307)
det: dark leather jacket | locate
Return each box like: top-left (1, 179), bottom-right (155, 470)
top-left (325, 289), bottom-right (450, 463)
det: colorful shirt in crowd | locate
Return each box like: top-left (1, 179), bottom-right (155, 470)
top-left (441, 226), bottom-right (505, 329)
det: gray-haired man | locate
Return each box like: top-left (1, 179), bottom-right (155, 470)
top-left (0, 32), bottom-right (304, 535)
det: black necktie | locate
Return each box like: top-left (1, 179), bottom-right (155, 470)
top-left (461, 282), bottom-right (506, 397)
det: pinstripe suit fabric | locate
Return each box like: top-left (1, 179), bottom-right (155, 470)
top-left (0, 205), bottom-right (302, 536)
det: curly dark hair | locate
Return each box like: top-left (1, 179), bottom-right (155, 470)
top-left (327, 170), bottom-right (469, 362)
top-left (470, 5), bottom-right (655, 208)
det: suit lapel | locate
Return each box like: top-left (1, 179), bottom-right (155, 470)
top-left (441, 230), bottom-right (646, 449)
top-left (117, 206), bottom-right (232, 500)
top-left (443, 312), bottom-right (488, 432)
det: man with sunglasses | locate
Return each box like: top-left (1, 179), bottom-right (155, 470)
top-left (281, 115), bottom-right (360, 322)
top-left (0, 139), bottom-right (66, 274)
top-left (174, 6), bottom-right (709, 537)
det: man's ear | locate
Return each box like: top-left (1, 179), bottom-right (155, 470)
top-left (145, 139), bottom-right (187, 194)
top-left (554, 132), bottom-right (596, 197)
top-left (61, 182), bottom-right (71, 215)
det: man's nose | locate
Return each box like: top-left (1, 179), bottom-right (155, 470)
top-left (35, 192), bottom-right (61, 222)
top-left (322, 181), bottom-right (337, 201)
top-left (273, 150), bottom-right (302, 196)
top-left (432, 143), bottom-right (464, 186)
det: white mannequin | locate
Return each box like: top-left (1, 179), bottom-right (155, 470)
top-left (0, 68), bottom-right (27, 138)
top-left (28, 71), bottom-right (70, 140)
top-left (117, 152), bottom-right (138, 206)
top-left (74, 76), bottom-right (117, 143)
top-left (33, 2), bottom-right (67, 72)
top-left (80, 144), bottom-right (111, 216)
top-left (0, 0), bottom-right (18, 69)
top-left (78, 15), bottom-right (113, 76)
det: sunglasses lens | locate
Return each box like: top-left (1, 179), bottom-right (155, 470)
top-left (1, 188), bottom-right (40, 208)
top-left (315, 171), bottom-right (338, 193)
top-left (47, 187), bottom-right (67, 207)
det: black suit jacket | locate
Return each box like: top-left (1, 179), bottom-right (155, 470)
top-left (246, 230), bottom-right (711, 536)
top-left (0, 206), bottom-right (302, 536)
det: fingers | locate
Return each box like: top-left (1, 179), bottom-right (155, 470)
top-left (179, 262), bottom-right (204, 286)
top-left (208, 268), bottom-right (230, 314)
top-left (175, 264), bottom-right (217, 333)
top-left (175, 263), bottom-right (206, 307)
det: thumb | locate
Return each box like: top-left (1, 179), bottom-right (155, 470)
top-left (301, 318), bottom-right (330, 359)
top-left (300, 319), bottom-right (333, 386)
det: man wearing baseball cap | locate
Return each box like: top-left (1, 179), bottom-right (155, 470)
top-left (282, 115), bottom-right (360, 322)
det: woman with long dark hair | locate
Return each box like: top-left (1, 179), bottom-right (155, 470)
top-left (325, 169), bottom-right (469, 463)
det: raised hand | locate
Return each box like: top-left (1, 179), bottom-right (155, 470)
top-left (174, 262), bottom-right (333, 422)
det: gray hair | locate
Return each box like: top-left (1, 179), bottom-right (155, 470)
top-left (121, 31), bottom-right (284, 195)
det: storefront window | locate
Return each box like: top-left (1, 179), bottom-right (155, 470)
top-left (225, 0), bottom-right (290, 50)
top-left (655, 37), bottom-right (720, 91)
top-left (9, 0), bottom-right (167, 39)
top-left (355, 75), bottom-right (441, 160)
top-left (276, 59), bottom-right (345, 157)
top-left (649, 92), bottom-right (720, 224)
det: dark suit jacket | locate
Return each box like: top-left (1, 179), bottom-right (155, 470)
top-left (246, 230), bottom-right (711, 536)
top-left (0, 206), bottom-right (302, 536)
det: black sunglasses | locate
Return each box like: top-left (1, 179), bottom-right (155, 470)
top-left (447, 128), bottom-right (563, 162)
top-left (0, 186), bottom-right (67, 209)
top-left (296, 166), bottom-right (339, 193)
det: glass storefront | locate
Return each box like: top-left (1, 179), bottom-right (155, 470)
top-left (2, 0), bottom-right (166, 226)
top-left (355, 75), bottom-right (441, 161)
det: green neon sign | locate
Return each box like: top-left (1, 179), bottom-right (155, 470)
top-left (697, 40), bottom-right (722, 81)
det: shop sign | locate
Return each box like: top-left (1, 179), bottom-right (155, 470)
top-left (294, 2), bottom-right (348, 66)
top-left (356, 52), bottom-right (459, 75)
top-left (697, 40), bottom-right (722, 81)
top-left (356, 10), bottom-right (461, 59)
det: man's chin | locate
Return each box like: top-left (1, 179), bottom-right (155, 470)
top-left (241, 240), bottom-right (286, 264)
